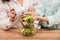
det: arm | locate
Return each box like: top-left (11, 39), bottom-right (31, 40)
top-left (33, 16), bottom-right (48, 22)
top-left (0, 7), bottom-right (16, 30)
top-left (32, 0), bottom-right (60, 28)
top-left (0, 8), bottom-right (12, 30)
top-left (34, 9), bottom-right (60, 27)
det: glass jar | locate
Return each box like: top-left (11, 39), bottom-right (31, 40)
top-left (20, 14), bottom-right (36, 36)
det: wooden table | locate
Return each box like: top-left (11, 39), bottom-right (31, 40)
top-left (0, 29), bottom-right (60, 40)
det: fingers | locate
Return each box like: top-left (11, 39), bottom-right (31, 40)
top-left (25, 12), bottom-right (38, 17)
top-left (9, 8), bottom-right (16, 18)
top-left (9, 12), bottom-right (16, 22)
top-left (33, 17), bottom-right (36, 21)
top-left (34, 16), bottom-right (41, 21)
top-left (9, 8), bottom-right (16, 22)
top-left (9, 11), bottom-right (16, 18)
top-left (10, 17), bottom-right (14, 22)
top-left (9, 8), bottom-right (16, 15)
top-left (10, 11), bottom-right (16, 15)
top-left (24, 12), bottom-right (33, 15)
top-left (20, 12), bottom-right (24, 16)
top-left (28, 7), bottom-right (35, 12)
top-left (10, 8), bottom-right (15, 11)
top-left (10, 13), bottom-right (16, 18)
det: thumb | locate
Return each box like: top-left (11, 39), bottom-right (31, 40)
top-left (10, 8), bottom-right (15, 11)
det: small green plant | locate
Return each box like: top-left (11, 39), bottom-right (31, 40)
top-left (21, 14), bottom-right (35, 36)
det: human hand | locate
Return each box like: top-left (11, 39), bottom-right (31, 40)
top-left (9, 8), bottom-right (16, 22)
top-left (28, 6), bottom-right (35, 12)
top-left (33, 16), bottom-right (41, 21)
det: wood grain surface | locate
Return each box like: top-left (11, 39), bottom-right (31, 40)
top-left (0, 29), bottom-right (60, 40)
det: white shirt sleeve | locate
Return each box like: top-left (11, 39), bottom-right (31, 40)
top-left (0, 7), bottom-right (12, 30)
top-left (47, 9), bottom-right (60, 27)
